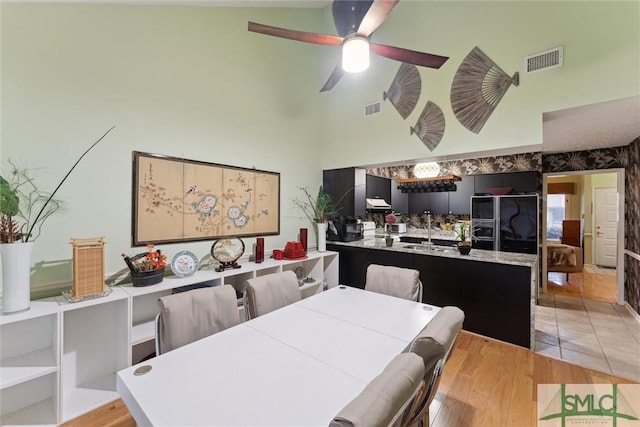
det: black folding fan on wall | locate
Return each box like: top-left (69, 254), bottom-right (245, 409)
top-left (248, 0), bottom-right (449, 92)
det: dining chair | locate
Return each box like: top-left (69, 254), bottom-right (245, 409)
top-left (401, 306), bottom-right (465, 427)
top-left (244, 270), bottom-right (301, 319)
top-left (155, 284), bottom-right (240, 355)
top-left (364, 264), bottom-right (423, 302)
top-left (330, 352), bottom-right (426, 427)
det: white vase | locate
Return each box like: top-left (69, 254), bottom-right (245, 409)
top-left (1, 242), bottom-right (33, 314)
top-left (316, 221), bottom-right (327, 252)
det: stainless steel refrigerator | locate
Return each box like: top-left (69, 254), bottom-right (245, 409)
top-left (471, 195), bottom-right (539, 254)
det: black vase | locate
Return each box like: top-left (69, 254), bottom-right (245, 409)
top-left (458, 244), bottom-right (472, 255)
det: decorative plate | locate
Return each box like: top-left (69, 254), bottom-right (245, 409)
top-left (170, 251), bottom-right (199, 277)
top-left (211, 238), bottom-right (245, 264)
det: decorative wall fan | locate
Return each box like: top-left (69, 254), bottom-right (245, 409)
top-left (450, 46), bottom-right (519, 134)
top-left (248, 0), bottom-right (449, 92)
top-left (384, 63), bottom-right (421, 119)
top-left (410, 101), bottom-right (445, 151)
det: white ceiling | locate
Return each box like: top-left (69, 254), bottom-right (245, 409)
top-left (542, 96), bottom-right (640, 153)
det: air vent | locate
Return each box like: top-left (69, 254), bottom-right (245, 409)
top-left (365, 102), bottom-right (381, 116)
top-left (524, 46), bottom-right (563, 74)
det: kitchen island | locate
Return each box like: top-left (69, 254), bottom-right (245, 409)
top-left (327, 238), bottom-right (538, 349)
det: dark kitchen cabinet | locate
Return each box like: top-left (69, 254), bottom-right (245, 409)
top-left (323, 168), bottom-right (367, 218)
top-left (474, 171), bottom-right (539, 194)
top-left (391, 182), bottom-right (408, 214)
top-left (366, 175), bottom-right (391, 204)
top-left (326, 244), bottom-right (414, 289)
top-left (407, 192), bottom-right (448, 215)
top-left (448, 175), bottom-right (474, 215)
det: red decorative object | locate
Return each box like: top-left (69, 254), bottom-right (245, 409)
top-left (255, 237), bottom-right (264, 263)
top-left (283, 241), bottom-right (306, 259)
top-left (300, 228), bottom-right (308, 253)
top-left (487, 187), bottom-right (513, 195)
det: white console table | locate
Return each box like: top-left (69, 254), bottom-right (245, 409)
top-left (0, 250), bottom-right (338, 426)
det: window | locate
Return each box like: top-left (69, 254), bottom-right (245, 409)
top-left (546, 194), bottom-right (566, 240)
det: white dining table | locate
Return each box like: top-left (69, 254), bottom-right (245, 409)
top-left (116, 285), bottom-right (440, 426)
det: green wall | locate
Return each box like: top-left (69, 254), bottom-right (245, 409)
top-left (0, 4), bottom-right (327, 287)
top-left (1, 2), bottom-right (638, 292)
top-left (319, 1), bottom-right (640, 168)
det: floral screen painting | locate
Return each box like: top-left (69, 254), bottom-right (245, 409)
top-left (132, 152), bottom-right (279, 246)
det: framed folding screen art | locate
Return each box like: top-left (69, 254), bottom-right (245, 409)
top-left (132, 151), bottom-right (280, 246)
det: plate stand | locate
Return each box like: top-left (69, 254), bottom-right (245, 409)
top-left (215, 261), bottom-right (242, 272)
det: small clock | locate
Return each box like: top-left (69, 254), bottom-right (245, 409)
top-left (170, 251), bottom-right (199, 277)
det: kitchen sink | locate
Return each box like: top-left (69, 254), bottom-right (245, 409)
top-left (403, 244), bottom-right (457, 253)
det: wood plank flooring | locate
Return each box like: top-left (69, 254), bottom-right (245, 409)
top-left (546, 265), bottom-right (617, 303)
top-left (64, 331), bottom-right (637, 427)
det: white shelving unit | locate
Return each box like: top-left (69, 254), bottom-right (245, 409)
top-left (0, 300), bottom-right (60, 426)
top-left (0, 250), bottom-right (338, 425)
top-left (57, 288), bottom-right (129, 423)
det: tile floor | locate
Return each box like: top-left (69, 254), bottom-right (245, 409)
top-left (535, 293), bottom-right (640, 382)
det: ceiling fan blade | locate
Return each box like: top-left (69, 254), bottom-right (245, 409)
top-left (332, 1), bottom-right (374, 37)
top-left (371, 43), bottom-right (449, 69)
top-left (248, 22), bottom-right (343, 46)
top-left (320, 63), bottom-right (345, 92)
top-left (356, 0), bottom-right (399, 37)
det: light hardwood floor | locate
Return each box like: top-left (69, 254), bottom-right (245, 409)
top-left (63, 331), bottom-right (637, 427)
top-left (546, 265), bottom-right (617, 303)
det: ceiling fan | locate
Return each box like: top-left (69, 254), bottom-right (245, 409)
top-left (248, 0), bottom-right (449, 92)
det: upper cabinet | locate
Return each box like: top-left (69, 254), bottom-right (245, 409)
top-left (365, 174), bottom-right (391, 204)
top-left (323, 169), bottom-right (539, 218)
top-left (323, 167), bottom-right (367, 218)
top-left (474, 171), bottom-right (539, 194)
top-left (448, 175), bottom-right (475, 215)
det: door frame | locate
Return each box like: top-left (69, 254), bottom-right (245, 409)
top-left (541, 168), bottom-right (625, 304)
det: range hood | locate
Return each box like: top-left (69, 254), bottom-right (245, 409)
top-left (366, 198), bottom-right (391, 210)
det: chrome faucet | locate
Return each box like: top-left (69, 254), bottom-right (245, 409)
top-left (423, 212), bottom-right (433, 248)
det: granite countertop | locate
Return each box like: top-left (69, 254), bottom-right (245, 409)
top-left (328, 237), bottom-right (538, 268)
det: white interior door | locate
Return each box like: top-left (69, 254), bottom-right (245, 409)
top-left (594, 187), bottom-right (618, 267)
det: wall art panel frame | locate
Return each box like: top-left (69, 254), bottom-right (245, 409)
top-left (132, 151), bottom-right (280, 246)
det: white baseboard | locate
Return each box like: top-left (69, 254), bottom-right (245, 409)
top-left (624, 302), bottom-right (640, 324)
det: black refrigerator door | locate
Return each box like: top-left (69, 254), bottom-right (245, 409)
top-left (498, 196), bottom-right (538, 254)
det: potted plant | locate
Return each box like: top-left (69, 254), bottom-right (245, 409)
top-left (293, 186), bottom-right (342, 252)
top-left (456, 221), bottom-right (473, 255)
top-left (384, 213), bottom-right (397, 247)
top-left (0, 127), bottom-right (114, 313)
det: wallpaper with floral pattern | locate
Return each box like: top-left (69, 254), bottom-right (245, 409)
top-left (624, 138), bottom-right (639, 313)
top-left (365, 141), bottom-right (640, 314)
top-left (367, 152), bottom-right (541, 179)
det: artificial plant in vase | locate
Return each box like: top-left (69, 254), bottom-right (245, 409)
top-left (0, 126), bottom-right (115, 313)
top-left (455, 220), bottom-right (473, 255)
top-left (293, 186), bottom-right (342, 252)
top-left (384, 213), bottom-right (397, 247)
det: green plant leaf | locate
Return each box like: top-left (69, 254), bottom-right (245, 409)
top-left (0, 175), bottom-right (20, 217)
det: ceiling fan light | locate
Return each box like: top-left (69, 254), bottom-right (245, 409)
top-left (342, 37), bottom-right (369, 73)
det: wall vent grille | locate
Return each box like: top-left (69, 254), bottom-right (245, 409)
top-left (365, 102), bottom-right (381, 116)
top-left (524, 46), bottom-right (563, 74)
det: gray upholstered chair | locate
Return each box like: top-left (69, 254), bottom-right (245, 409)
top-left (155, 284), bottom-right (240, 355)
top-left (330, 352), bottom-right (426, 427)
top-left (401, 306), bottom-right (465, 427)
top-left (244, 270), bottom-right (301, 319)
top-left (365, 264), bottom-right (423, 302)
